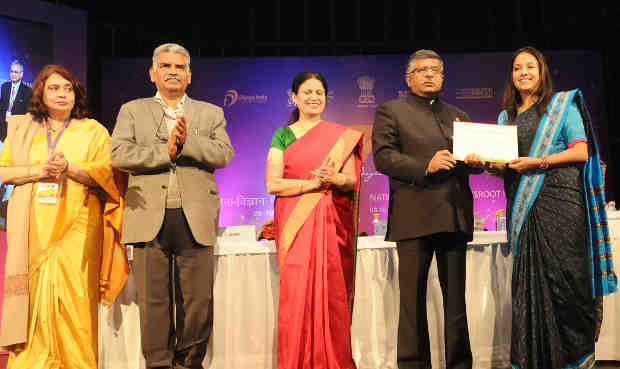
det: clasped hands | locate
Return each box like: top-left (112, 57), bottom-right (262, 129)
top-left (433, 150), bottom-right (542, 174)
top-left (309, 158), bottom-right (344, 189)
top-left (37, 151), bottom-right (68, 180)
top-left (168, 115), bottom-right (187, 161)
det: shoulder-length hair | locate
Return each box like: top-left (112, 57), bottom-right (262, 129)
top-left (501, 46), bottom-right (554, 122)
top-left (29, 64), bottom-right (89, 122)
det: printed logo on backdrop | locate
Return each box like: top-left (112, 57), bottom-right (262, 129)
top-left (473, 189), bottom-right (505, 200)
top-left (356, 75), bottom-right (376, 108)
top-left (455, 88), bottom-right (495, 100)
top-left (368, 192), bottom-right (389, 201)
top-left (286, 89), bottom-right (335, 107)
top-left (368, 192), bottom-right (388, 215)
top-left (368, 192), bottom-right (389, 214)
top-left (222, 195), bottom-right (275, 220)
top-left (361, 164), bottom-right (383, 183)
top-left (287, 90), bottom-right (294, 107)
top-left (223, 90), bottom-right (238, 107)
top-left (223, 89), bottom-right (268, 107)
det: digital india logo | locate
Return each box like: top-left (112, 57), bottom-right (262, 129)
top-left (223, 89), bottom-right (268, 107)
top-left (223, 90), bottom-right (238, 107)
top-left (455, 88), bottom-right (495, 100)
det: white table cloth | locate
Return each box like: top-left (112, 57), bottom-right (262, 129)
top-left (99, 216), bottom-right (620, 368)
top-left (597, 210), bottom-right (620, 360)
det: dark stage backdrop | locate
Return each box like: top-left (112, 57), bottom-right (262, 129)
top-left (0, 0), bottom-right (88, 85)
top-left (0, 15), bottom-right (53, 88)
top-left (101, 51), bottom-right (608, 234)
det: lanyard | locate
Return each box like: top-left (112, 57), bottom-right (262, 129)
top-left (46, 117), bottom-right (71, 155)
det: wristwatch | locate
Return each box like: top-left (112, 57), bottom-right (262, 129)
top-left (539, 156), bottom-right (550, 169)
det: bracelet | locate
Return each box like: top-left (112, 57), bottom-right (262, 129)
top-left (299, 181), bottom-right (303, 194)
top-left (338, 173), bottom-right (347, 186)
top-left (539, 156), bottom-right (550, 170)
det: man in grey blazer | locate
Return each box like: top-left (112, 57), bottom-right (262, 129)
top-left (111, 43), bottom-right (234, 369)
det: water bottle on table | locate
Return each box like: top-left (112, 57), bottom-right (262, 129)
top-left (372, 213), bottom-right (387, 236)
top-left (495, 209), bottom-right (506, 231)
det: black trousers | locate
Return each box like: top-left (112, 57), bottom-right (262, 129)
top-left (397, 232), bottom-right (473, 369)
top-left (133, 208), bottom-right (215, 369)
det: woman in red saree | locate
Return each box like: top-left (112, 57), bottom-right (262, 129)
top-left (265, 72), bottom-right (363, 369)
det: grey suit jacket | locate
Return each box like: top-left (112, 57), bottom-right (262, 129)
top-left (111, 96), bottom-right (234, 246)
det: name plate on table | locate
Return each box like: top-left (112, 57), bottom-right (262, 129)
top-left (215, 239), bottom-right (276, 256)
top-left (453, 121), bottom-right (518, 163)
top-left (218, 225), bottom-right (256, 243)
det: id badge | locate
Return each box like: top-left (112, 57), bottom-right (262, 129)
top-left (36, 182), bottom-right (59, 204)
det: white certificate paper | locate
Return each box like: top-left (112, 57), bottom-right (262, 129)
top-left (453, 121), bottom-right (518, 163)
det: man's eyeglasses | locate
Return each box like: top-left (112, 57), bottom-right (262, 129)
top-left (409, 67), bottom-right (443, 75)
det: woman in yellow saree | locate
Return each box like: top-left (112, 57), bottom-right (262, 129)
top-left (0, 65), bottom-right (127, 369)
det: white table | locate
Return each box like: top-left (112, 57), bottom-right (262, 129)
top-left (99, 240), bottom-right (280, 369)
top-left (597, 210), bottom-right (620, 359)
top-left (99, 218), bottom-right (620, 369)
top-left (420, 231), bottom-right (513, 369)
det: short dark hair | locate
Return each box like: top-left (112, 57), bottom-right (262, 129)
top-left (287, 71), bottom-right (328, 124)
top-left (502, 46), bottom-right (554, 122)
top-left (29, 64), bottom-right (89, 122)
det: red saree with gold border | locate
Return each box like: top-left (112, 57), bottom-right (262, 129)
top-left (274, 121), bottom-right (362, 369)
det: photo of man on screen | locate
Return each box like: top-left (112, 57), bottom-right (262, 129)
top-left (0, 60), bottom-right (33, 140)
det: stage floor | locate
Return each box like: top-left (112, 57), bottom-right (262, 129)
top-left (0, 355), bottom-right (617, 368)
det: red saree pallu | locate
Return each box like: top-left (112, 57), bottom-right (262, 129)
top-left (274, 121), bottom-right (362, 369)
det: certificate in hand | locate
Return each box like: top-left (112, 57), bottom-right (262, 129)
top-left (452, 121), bottom-right (518, 163)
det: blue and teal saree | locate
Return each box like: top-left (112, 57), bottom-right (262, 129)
top-left (498, 90), bottom-right (616, 369)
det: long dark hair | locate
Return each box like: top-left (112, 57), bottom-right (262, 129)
top-left (287, 71), bottom-right (328, 124)
top-left (29, 64), bottom-right (90, 123)
top-left (502, 46), bottom-right (554, 122)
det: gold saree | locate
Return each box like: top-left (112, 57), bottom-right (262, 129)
top-left (0, 116), bottom-right (127, 369)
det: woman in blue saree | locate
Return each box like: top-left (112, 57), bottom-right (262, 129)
top-left (487, 47), bottom-right (617, 369)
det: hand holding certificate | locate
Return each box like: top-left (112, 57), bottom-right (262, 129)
top-left (452, 121), bottom-right (518, 163)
